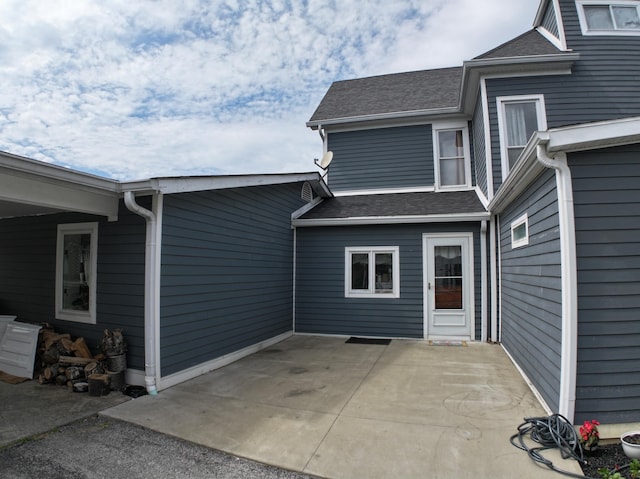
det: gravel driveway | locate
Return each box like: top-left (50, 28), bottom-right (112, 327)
top-left (0, 415), bottom-right (320, 479)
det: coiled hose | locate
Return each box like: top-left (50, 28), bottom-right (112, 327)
top-left (510, 414), bottom-right (593, 478)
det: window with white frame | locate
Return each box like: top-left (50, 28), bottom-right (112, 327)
top-left (345, 246), bottom-right (400, 298)
top-left (576, 1), bottom-right (640, 35)
top-left (56, 222), bottom-right (98, 324)
top-left (497, 95), bottom-right (547, 180)
top-left (433, 122), bottom-right (471, 190)
top-left (511, 214), bottom-right (529, 249)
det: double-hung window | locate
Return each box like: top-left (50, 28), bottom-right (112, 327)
top-left (55, 222), bottom-right (98, 324)
top-left (345, 247), bottom-right (400, 298)
top-left (497, 95), bottom-right (547, 180)
top-left (577, 1), bottom-right (640, 35)
top-left (433, 122), bottom-right (471, 190)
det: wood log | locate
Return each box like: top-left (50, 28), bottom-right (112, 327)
top-left (42, 346), bottom-right (60, 365)
top-left (58, 338), bottom-right (74, 355)
top-left (42, 331), bottom-right (71, 350)
top-left (37, 373), bottom-right (48, 385)
top-left (55, 374), bottom-right (68, 386)
top-left (84, 361), bottom-right (100, 377)
top-left (64, 366), bottom-right (84, 381)
top-left (58, 356), bottom-right (94, 366)
top-left (43, 364), bottom-right (59, 381)
top-left (71, 337), bottom-right (93, 359)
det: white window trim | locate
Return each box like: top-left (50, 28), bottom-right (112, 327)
top-left (55, 222), bottom-right (99, 324)
top-left (432, 121), bottom-right (472, 191)
top-left (345, 246), bottom-right (400, 298)
top-left (496, 94), bottom-right (547, 181)
top-left (576, 0), bottom-right (640, 36)
top-left (511, 213), bottom-right (529, 249)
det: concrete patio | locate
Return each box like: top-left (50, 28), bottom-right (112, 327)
top-left (103, 335), bottom-right (584, 478)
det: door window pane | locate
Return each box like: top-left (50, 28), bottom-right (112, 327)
top-left (434, 246), bottom-right (463, 310)
top-left (435, 278), bottom-right (463, 309)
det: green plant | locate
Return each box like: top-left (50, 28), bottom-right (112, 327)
top-left (598, 467), bottom-right (623, 479)
top-left (629, 458), bottom-right (640, 479)
top-left (580, 419), bottom-right (600, 450)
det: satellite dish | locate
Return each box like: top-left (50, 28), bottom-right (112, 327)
top-left (316, 150), bottom-right (333, 170)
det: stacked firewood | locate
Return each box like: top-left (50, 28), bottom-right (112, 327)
top-left (37, 325), bottom-right (108, 391)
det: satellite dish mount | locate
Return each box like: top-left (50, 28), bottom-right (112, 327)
top-left (314, 151), bottom-right (333, 177)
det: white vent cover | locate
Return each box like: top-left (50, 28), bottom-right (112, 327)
top-left (301, 182), bottom-right (314, 202)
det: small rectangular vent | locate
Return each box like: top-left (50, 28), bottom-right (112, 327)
top-left (346, 337), bottom-right (391, 345)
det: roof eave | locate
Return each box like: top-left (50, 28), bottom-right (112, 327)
top-left (306, 107), bottom-right (460, 130)
top-left (293, 212), bottom-right (490, 227)
top-left (460, 52), bottom-right (580, 115)
top-left (125, 172), bottom-right (332, 197)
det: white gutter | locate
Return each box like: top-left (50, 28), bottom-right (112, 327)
top-left (536, 141), bottom-right (578, 422)
top-left (124, 191), bottom-right (159, 395)
top-left (293, 212), bottom-right (490, 227)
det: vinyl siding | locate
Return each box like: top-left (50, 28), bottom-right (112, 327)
top-left (541, 0), bottom-right (559, 39)
top-left (486, 2), bottom-right (640, 195)
top-left (159, 183), bottom-right (306, 377)
top-left (472, 91), bottom-right (488, 198)
top-left (499, 169), bottom-right (562, 413)
top-left (326, 125), bottom-right (433, 192)
top-left (295, 223), bottom-right (482, 339)
top-left (0, 202), bottom-right (147, 370)
top-left (570, 146), bottom-right (640, 424)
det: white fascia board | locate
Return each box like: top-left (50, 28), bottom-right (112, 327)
top-left (293, 212), bottom-right (489, 227)
top-left (306, 107), bottom-right (460, 130)
top-left (546, 116), bottom-right (640, 153)
top-left (334, 186), bottom-right (435, 197)
top-left (291, 197), bottom-right (324, 222)
top-left (136, 172), bottom-right (330, 197)
top-left (0, 150), bottom-right (118, 192)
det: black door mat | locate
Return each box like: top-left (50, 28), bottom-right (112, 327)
top-left (346, 337), bottom-right (391, 345)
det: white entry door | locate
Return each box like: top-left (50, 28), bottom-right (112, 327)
top-left (423, 234), bottom-right (474, 339)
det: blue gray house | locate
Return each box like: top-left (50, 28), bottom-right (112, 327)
top-left (0, 0), bottom-right (638, 428)
top-left (295, 0), bottom-right (640, 427)
top-left (0, 152), bottom-right (329, 392)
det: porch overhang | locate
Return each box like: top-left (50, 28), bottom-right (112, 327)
top-left (0, 151), bottom-right (120, 220)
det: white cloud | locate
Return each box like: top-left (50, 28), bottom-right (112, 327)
top-left (0, 0), bottom-right (539, 180)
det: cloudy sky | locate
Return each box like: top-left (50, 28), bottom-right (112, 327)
top-left (0, 0), bottom-right (539, 181)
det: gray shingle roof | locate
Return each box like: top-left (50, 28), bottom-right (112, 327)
top-left (308, 67), bottom-right (462, 123)
top-left (309, 30), bottom-right (565, 124)
top-left (299, 190), bottom-right (486, 220)
top-left (474, 30), bottom-right (562, 60)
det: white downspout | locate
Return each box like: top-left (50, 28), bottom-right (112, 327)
top-left (489, 215), bottom-right (499, 342)
top-left (124, 191), bottom-right (158, 395)
top-left (536, 143), bottom-right (578, 422)
top-left (480, 220), bottom-right (488, 342)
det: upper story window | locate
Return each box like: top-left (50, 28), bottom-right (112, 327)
top-left (345, 246), bottom-right (400, 298)
top-left (496, 95), bottom-right (547, 180)
top-left (577, 1), bottom-right (640, 35)
top-left (55, 222), bottom-right (98, 324)
top-left (432, 122), bottom-right (471, 190)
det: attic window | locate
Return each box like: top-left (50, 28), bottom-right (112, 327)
top-left (577, 1), bottom-right (640, 35)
